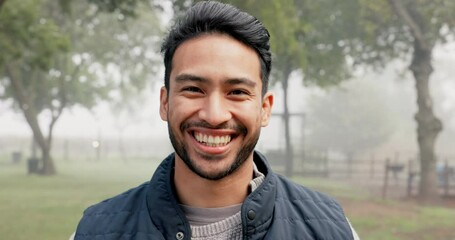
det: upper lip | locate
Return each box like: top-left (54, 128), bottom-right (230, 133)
top-left (188, 127), bottom-right (237, 137)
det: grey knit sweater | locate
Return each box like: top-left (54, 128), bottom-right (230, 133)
top-left (181, 165), bottom-right (265, 240)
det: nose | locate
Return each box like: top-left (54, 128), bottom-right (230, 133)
top-left (198, 93), bottom-right (231, 126)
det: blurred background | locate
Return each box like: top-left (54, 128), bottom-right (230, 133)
top-left (1, 0), bottom-right (454, 239)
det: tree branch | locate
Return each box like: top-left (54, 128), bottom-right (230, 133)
top-left (46, 56), bottom-right (85, 146)
top-left (47, 80), bottom-right (67, 147)
top-left (388, 0), bottom-right (429, 50)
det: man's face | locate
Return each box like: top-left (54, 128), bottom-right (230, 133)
top-left (160, 33), bottom-right (273, 180)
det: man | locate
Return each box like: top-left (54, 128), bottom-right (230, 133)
top-left (74, 1), bottom-right (359, 239)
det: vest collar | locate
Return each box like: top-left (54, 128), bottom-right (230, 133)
top-left (241, 151), bottom-right (276, 238)
top-left (145, 151), bottom-right (277, 239)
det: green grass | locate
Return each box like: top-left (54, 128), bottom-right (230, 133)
top-left (292, 176), bottom-right (371, 200)
top-left (350, 206), bottom-right (455, 240)
top-left (1, 157), bottom-right (455, 240)
top-left (0, 158), bottom-right (159, 240)
top-left (292, 178), bottom-right (455, 240)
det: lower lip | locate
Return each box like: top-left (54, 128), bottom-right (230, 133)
top-left (190, 134), bottom-right (231, 155)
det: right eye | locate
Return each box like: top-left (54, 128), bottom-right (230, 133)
top-left (183, 86), bottom-right (202, 93)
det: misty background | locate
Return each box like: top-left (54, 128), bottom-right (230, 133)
top-left (2, 45), bottom-right (454, 162)
top-left (1, 0), bottom-right (455, 239)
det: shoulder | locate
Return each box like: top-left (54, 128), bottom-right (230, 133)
top-left (273, 174), bottom-right (347, 218)
top-left (267, 174), bottom-right (354, 239)
top-left (76, 182), bottom-right (153, 238)
top-left (74, 155), bottom-right (177, 239)
top-left (83, 182), bottom-right (150, 217)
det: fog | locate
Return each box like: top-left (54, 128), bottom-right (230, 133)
top-left (1, 43), bottom-right (454, 161)
top-left (2, 1), bottom-right (455, 239)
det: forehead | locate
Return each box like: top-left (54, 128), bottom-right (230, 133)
top-left (170, 33), bottom-right (262, 88)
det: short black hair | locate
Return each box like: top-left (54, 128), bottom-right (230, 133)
top-left (161, 1), bottom-right (271, 95)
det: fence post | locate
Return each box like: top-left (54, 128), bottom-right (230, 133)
top-left (407, 159), bottom-right (414, 197)
top-left (443, 160), bottom-right (449, 197)
top-left (382, 158), bottom-right (390, 200)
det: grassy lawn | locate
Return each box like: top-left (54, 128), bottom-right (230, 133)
top-left (1, 156), bottom-right (455, 240)
top-left (0, 157), bottom-right (159, 240)
top-left (295, 177), bottom-right (455, 240)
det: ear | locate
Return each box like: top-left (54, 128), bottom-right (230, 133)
top-left (261, 92), bottom-right (274, 127)
top-left (159, 86), bottom-right (169, 121)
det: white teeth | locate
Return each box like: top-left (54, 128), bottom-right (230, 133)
top-left (194, 132), bottom-right (232, 146)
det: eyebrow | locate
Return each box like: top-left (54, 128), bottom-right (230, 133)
top-left (174, 73), bottom-right (257, 88)
top-left (225, 78), bottom-right (257, 88)
top-left (174, 74), bottom-right (208, 83)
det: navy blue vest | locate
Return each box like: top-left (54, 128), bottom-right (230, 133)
top-left (75, 152), bottom-right (353, 239)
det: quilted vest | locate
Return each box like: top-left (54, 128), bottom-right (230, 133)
top-left (75, 152), bottom-right (353, 240)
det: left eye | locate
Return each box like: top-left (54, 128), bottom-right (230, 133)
top-left (184, 87), bottom-right (202, 93)
top-left (230, 90), bottom-right (247, 95)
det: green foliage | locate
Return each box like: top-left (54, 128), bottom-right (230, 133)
top-left (87, 0), bottom-right (154, 17)
top-left (0, 0), bottom-right (69, 70)
top-left (0, 0), bottom-right (162, 116)
top-left (349, 0), bottom-right (455, 67)
top-left (233, 0), bottom-right (355, 86)
top-left (0, 0), bottom-right (71, 117)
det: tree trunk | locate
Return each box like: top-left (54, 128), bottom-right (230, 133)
top-left (411, 43), bottom-right (442, 203)
top-left (388, 0), bottom-right (443, 203)
top-left (282, 68), bottom-right (294, 177)
top-left (5, 64), bottom-right (57, 175)
top-left (41, 145), bottom-right (56, 175)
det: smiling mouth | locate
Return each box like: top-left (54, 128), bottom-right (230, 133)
top-left (192, 131), bottom-right (234, 147)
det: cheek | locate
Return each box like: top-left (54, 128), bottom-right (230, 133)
top-left (231, 102), bottom-right (263, 126)
top-left (168, 99), bottom-right (198, 122)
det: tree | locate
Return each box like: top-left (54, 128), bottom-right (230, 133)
top-left (0, 0), bottom-right (162, 175)
top-left (341, 0), bottom-right (454, 202)
top-left (80, 1), bottom-right (163, 162)
top-left (0, 0), bottom-right (70, 174)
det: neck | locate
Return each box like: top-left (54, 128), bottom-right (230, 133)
top-left (174, 155), bottom-right (254, 208)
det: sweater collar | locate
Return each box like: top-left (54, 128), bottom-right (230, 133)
top-left (145, 151), bottom-right (277, 239)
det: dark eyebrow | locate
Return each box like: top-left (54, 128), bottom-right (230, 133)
top-left (174, 74), bottom-right (208, 83)
top-left (225, 78), bottom-right (256, 88)
top-left (174, 74), bottom-right (256, 88)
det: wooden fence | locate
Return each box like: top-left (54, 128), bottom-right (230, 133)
top-left (265, 151), bottom-right (455, 198)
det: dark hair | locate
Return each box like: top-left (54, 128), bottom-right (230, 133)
top-left (161, 1), bottom-right (271, 95)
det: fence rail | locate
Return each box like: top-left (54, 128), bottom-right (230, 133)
top-left (266, 151), bottom-right (455, 198)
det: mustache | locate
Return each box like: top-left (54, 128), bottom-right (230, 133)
top-left (181, 121), bottom-right (247, 135)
